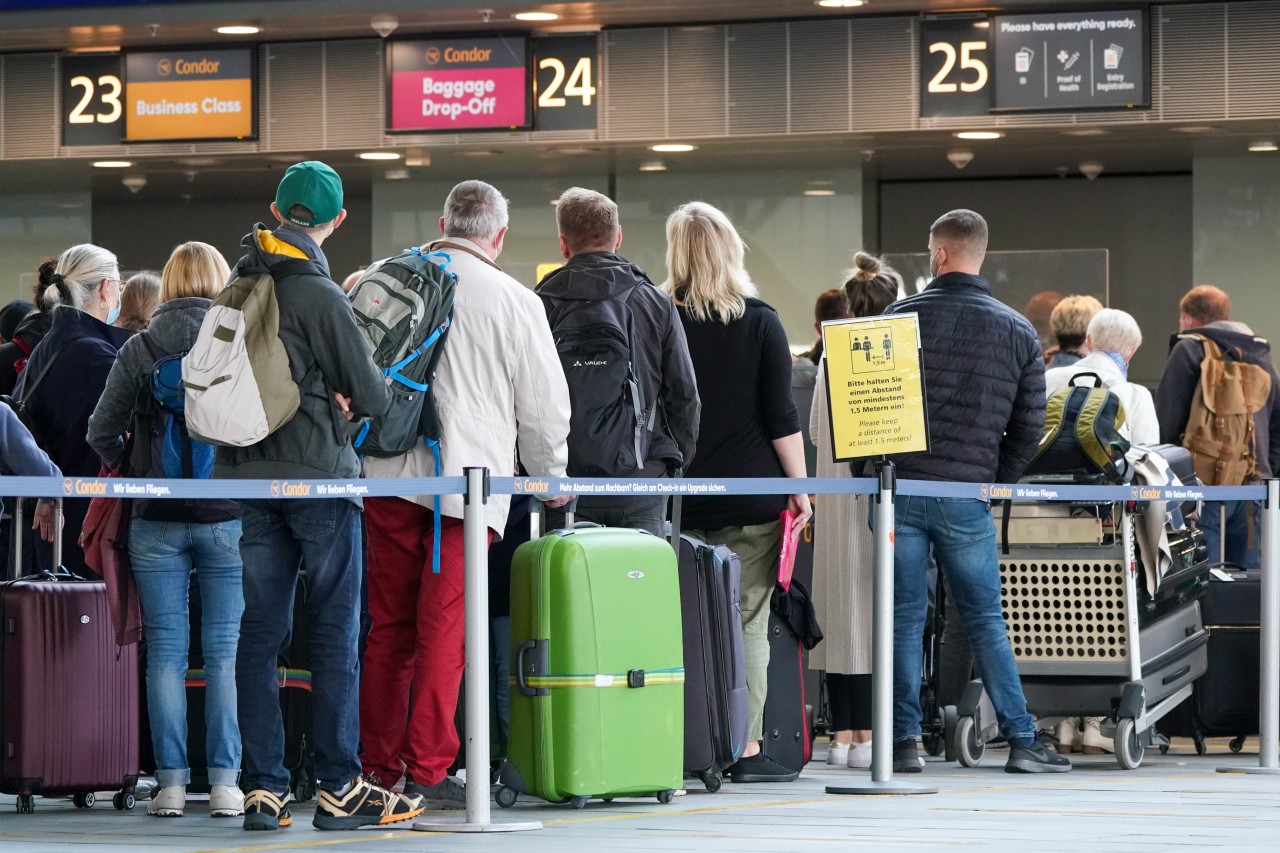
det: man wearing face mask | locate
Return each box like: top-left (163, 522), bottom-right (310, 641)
top-left (880, 210), bottom-right (1064, 775)
top-left (11, 243), bottom-right (131, 577)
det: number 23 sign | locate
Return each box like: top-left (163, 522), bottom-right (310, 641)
top-left (919, 18), bottom-right (992, 118)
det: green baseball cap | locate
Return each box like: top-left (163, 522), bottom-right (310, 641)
top-left (275, 160), bottom-right (343, 227)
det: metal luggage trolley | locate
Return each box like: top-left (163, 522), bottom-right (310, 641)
top-left (946, 495), bottom-right (1210, 770)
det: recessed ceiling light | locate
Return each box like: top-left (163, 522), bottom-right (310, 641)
top-left (816, 1), bottom-right (865, 8)
top-left (384, 168), bottom-right (410, 180)
top-left (358, 151), bottom-right (401, 161)
top-left (650, 143), bottom-right (696, 153)
top-left (92, 160), bottom-right (132, 168)
top-left (1171, 125), bottom-right (1217, 133)
top-left (458, 149), bottom-right (502, 157)
top-left (639, 160), bottom-right (667, 172)
top-left (954, 131), bottom-right (1003, 140)
top-left (804, 189), bottom-right (837, 197)
top-left (215, 26), bottom-right (260, 35)
top-left (1063, 129), bottom-right (1108, 136)
top-left (973, 20), bottom-right (990, 29)
top-left (514, 12), bottom-right (559, 22)
top-left (1249, 141), bottom-right (1279, 153)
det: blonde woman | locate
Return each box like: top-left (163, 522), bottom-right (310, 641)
top-left (809, 253), bottom-right (901, 769)
top-left (662, 201), bottom-right (812, 783)
top-left (88, 242), bottom-right (244, 819)
top-left (116, 270), bottom-right (162, 333)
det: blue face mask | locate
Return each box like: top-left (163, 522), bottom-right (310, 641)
top-left (105, 280), bottom-right (121, 326)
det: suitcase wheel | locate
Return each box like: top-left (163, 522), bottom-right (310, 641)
top-left (292, 778), bottom-right (317, 804)
top-left (699, 772), bottom-right (723, 793)
top-left (495, 786), bottom-right (518, 809)
top-left (113, 792), bottom-right (135, 811)
top-left (16, 795), bottom-right (34, 814)
top-left (73, 792), bottom-right (95, 809)
top-left (1194, 735), bottom-right (1207, 756)
top-left (1230, 736), bottom-right (1246, 754)
top-left (569, 796), bottom-right (589, 810)
top-left (657, 790), bottom-right (675, 805)
top-left (954, 715), bottom-right (985, 768)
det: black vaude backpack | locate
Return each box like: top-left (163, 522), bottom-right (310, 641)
top-left (550, 285), bottom-right (652, 476)
top-left (1025, 372), bottom-right (1131, 482)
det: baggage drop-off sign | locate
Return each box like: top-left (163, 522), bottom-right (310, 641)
top-left (821, 313), bottom-right (929, 461)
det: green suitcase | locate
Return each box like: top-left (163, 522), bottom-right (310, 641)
top-left (497, 525), bottom-right (684, 808)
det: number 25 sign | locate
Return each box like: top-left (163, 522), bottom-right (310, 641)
top-left (919, 18), bottom-right (992, 118)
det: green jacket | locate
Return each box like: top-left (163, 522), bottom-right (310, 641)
top-left (213, 226), bottom-right (389, 487)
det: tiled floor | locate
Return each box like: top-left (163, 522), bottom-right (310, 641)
top-left (2, 740), bottom-right (1277, 852)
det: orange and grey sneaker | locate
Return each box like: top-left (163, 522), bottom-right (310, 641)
top-left (312, 776), bottom-right (425, 831)
top-left (242, 789), bottom-right (293, 831)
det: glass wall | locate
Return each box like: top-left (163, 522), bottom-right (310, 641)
top-left (0, 191), bottom-right (93, 304)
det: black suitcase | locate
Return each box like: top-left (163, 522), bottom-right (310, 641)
top-left (677, 534), bottom-right (748, 791)
top-left (761, 606), bottom-right (812, 772)
top-left (1139, 525), bottom-right (1209, 625)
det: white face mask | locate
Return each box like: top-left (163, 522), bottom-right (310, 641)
top-left (927, 247), bottom-right (941, 280)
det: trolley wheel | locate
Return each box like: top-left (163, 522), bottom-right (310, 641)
top-left (700, 772), bottom-right (723, 793)
top-left (113, 792), bottom-right (135, 811)
top-left (942, 706), bottom-right (960, 763)
top-left (1194, 735), bottom-right (1207, 756)
top-left (1115, 718), bottom-right (1145, 770)
top-left (1159, 743), bottom-right (1170, 755)
top-left (657, 789), bottom-right (675, 805)
top-left (569, 796), bottom-right (589, 810)
top-left (16, 795), bottom-right (34, 814)
top-left (73, 792), bottom-right (95, 809)
top-left (495, 786), bottom-right (518, 809)
top-left (1230, 736), bottom-right (1246, 754)
top-left (292, 778), bottom-right (316, 804)
top-left (923, 732), bottom-right (945, 757)
top-left (955, 715), bottom-right (985, 768)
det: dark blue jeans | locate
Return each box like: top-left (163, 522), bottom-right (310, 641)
top-left (1201, 500), bottom-right (1260, 569)
top-left (890, 496), bottom-right (1035, 743)
top-left (237, 499), bottom-right (362, 794)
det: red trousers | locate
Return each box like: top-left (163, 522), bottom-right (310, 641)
top-left (359, 497), bottom-right (489, 786)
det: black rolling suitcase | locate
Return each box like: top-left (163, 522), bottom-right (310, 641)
top-left (761, 577), bottom-right (822, 773)
top-left (677, 533), bottom-right (748, 791)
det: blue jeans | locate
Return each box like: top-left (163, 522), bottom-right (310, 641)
top-left (237, 499), bottom-right (362, 794)
top-left (890, 496), bottom-right (1034, 743)
top-left (1201, 500), bottom-right (1260, 569)
top-left (131, 519), bottom-right (244, 789)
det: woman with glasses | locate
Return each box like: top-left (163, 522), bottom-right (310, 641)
top-left (14, 242), bottom-right (131, 577)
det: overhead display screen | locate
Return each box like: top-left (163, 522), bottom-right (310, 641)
top-left (388, 36), bottom-right (530, 132)
top-left (125, 49), bottom-right (255, 141)
top-left (992, 9), bottom-right (1147, 111)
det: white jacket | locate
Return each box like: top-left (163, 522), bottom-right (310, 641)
top-left (363, 237), bottom-right (571, 536)
top-left (1044, 351), bottom-right (1160, 446)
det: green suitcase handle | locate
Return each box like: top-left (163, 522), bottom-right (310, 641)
top-left (515, 639), bottom-right (550, 697)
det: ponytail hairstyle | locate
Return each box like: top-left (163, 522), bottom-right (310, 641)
top-left (33, 257), bottom-right (58, 312)
top-left (45, 243), bottom-right (119, 312)
top-left (842, 251), bottom-right (901, 319)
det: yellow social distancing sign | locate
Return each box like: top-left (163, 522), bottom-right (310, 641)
top-left (820, 313), bottom-right (929, 461)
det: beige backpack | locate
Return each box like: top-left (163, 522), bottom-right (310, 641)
top-left (1181, 335), bottom-right (1272, 486)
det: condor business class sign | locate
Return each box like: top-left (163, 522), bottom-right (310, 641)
top-left (387, 37), bottom-right (530, 132)
top-left (125, 49), bottom-right (255, 141)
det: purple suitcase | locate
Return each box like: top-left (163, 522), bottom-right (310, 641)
top-left (1, 499), bottom-right (139, 813)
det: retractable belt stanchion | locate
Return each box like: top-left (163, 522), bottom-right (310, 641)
top-left (1219, 477), bottom-right (1280, 775)
top-left (415, 467), bottom-right (543, 833)
top-left (827, 460), bottom-right (936, 796)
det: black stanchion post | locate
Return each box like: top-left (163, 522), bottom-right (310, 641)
top-left (827, 460), bottom-right (937, 796)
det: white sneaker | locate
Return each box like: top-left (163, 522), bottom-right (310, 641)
top-left (148, 785), bottom-right (185, 817)
top-left (209, 785), bottom-right (246, 817)
top-left (848, 741), bottom-right (873, 769)
top-left (826, 742), bottom-right (850, 766)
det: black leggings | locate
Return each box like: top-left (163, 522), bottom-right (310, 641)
top-left (826, 673), bottom-right (873, 732)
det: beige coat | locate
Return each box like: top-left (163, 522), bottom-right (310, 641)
top-left (807, 355), bottom-right (873, 674)
top-left (363, 237), bottom-right (571, 537)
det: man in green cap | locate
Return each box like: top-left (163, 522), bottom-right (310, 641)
top-left (220, 161), bottom-right (425, 831)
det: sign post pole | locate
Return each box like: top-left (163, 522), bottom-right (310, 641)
top-left (827, 459), bottom-right (936, 796)
top-left (414, 467), bottom-right (543, 833)
top-left (1219, 477), bottom-right (1280, 775)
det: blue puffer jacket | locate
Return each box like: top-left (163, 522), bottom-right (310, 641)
top-left (883, 272), bottom-right (1046, 484)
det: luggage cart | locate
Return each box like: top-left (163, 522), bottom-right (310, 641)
top-left (946, 499), bottom-right (1209, 770)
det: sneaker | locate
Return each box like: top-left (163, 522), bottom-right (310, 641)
top-left (1081, 717), bottom-right (1114, 755)
top-left (726, 753), bottom-right (800, 783)
top-left (404, 775), bottom-right (466, 810)
top-left (848, 741), bottom-right (873, 769)
top-left (313, 776), bottom-right (425, 830)
top-left (892, 739), bottom-right (924, 773)
top-left (243, 789), bottom-right (293, 831)
top-left (210, 785), bottom-right (245, 817)
top-left (1006, 733), bottom-right (1073, 774)
top-left (1055, 718), bottom-right (1081, 755)
top-left (826, 742), bottom-right (850, 766)
top-left (148, 786), bottom-right (185, 817)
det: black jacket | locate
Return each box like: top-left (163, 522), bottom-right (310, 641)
top-left (537, 252), bottom-right (700, 475)
top-left (1155, 323), bottom-right (1280, 479)
top-left (884, 272), bottom-right (1046, 484)
top-left (0, 310), bottom-right (53, 398)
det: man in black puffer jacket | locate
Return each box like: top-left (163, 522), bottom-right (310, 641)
top-left (881, 209), bottom-right (1067, 775)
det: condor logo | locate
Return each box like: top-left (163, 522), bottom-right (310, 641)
top-left (1134, 486), bottom-right (1162, 500)
top-left (987, 485), bottom-right (1013, 499)
top-left (66, 478), bottom-right (106, 497)
top-left (270, 480), bottom-right (313, 498)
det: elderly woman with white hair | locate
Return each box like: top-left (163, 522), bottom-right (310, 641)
top-left (1044, 307), bottom-right (1159, 445)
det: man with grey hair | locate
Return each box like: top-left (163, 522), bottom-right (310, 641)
top-left (360, 179), bottom-right (572, 809)
top-left (536, 186), bottom-right (700, 535)
top-left (883, 208), bottom-right (1069, 775)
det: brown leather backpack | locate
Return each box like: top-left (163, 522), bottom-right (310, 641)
top-left (1181, 335), bottom-right (1272, 485)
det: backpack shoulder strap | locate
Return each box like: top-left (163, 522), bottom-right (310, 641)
top-left (428, 240), bottom-right (502, 272)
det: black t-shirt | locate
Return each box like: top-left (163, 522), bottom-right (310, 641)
top-left (679, 297), bottom-right (801, 529)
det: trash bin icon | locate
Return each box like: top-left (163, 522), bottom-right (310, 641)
top-left (1015, 47), bottom-right (1034, 73)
